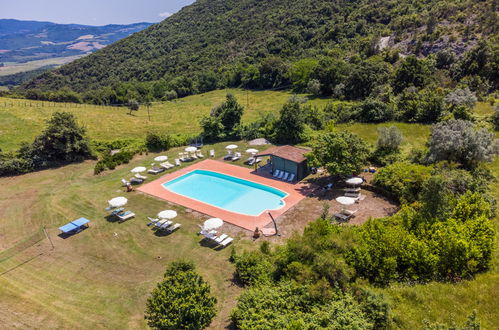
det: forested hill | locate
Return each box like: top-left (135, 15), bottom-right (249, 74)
top-left (21, 0), bottom-right (498, 103)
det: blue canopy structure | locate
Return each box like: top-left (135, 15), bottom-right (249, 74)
top-left (59, 217), bottom-right (90, 233)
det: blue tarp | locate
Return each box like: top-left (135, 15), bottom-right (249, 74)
top-left (59, 217), bottom-right (90, 233)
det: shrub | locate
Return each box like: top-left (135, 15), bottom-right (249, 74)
top-left (372, 162), bottom-right (432, 203)
top-left (0, 157), bottom-right (34, 176)
top-left (233, 252), bottom-right (273, 286)
top-left (145, 132), bottom-right (194, 152)
top-left (347, 191), bottom-right (495, 285)
top-left (231, 282), bottom-right (376, 329)
top-left (145, 261), bottom-right (217, 330)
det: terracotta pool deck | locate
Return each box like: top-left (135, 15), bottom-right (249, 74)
top-left (137, 159), bottom-right (313, 231)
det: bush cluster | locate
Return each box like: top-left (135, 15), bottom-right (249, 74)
top-left (0, 112), bottom-right (93, 176)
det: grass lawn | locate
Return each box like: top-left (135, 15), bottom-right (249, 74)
top-left (0, 141), bottom-right (262, 328)
top-left (0, 89), bottom-right (338, 152)
top-left (0, 91), bottom-right (497, 328)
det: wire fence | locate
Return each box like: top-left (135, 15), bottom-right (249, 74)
top-left (0, 227), bottom-right (46, 263)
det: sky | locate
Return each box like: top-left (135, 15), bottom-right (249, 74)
top-left (0, 0), bottom-right (196, 26)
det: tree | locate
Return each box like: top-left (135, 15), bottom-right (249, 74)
top-left (128, 99), bottom-right (139, 115)
top-left (493, 106), bottom-right (499, 130)
top-left (427, 120), bottom-right (499, 169)
top-left (274, 99), bottom-right (306, 144)
top-left (29, 112), bottom-right (92, 166)
top-left (288, 58), bottom-right (319, 91)
top-left (393, 55), bottom-right (433, 93)
top-left (309, 131), bottom-right (370, 176)
top-left (307, 79), bottom-right (321, 96)
top-left (396, 88), bottom-right (444, 123)
top-left (444, 88), bottom-right (477, 120)
top-left (376, 126), bottom-right (403, 153)
top-left (356, 98), bottom-right (394, 123)
top-left (199, 94), bottom-right (244, 141)
top-left (344, 58), bottom-right (390, 100)
top-left (218, 94), bottom-right (244, 133)
top-left (311, 57), bottom-right (348, 95)
top-left (145, 261), bottom-right (217, 330)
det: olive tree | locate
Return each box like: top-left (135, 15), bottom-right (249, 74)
top-left (427, 120), bottom-right (499, 169)
top-left (376, 126), bottom-right (403, 153)
top-left (128, 99), bottom-right (140, 115)
top-left (145, 261), bottom-right (217, 330)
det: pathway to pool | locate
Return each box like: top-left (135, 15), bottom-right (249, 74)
top-left (137, 159), bottom-right (313, 231)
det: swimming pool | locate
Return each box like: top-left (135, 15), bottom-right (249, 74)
top-left (162, 170), bottom-right (287, 216)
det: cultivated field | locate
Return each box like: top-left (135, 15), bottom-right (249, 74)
top-left (0, 55), bottom-right (84, 76)
top-left (0, 91), bottom-right (497, 328)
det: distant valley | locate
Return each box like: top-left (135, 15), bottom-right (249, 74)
top-left (0, 19), bottom-right (153, 85)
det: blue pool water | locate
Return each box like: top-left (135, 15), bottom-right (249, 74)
top-left (162, 170), bottom-right (286, 216)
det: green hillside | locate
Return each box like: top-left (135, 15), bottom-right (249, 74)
top-left (20, 0), bottom-right (497, 103)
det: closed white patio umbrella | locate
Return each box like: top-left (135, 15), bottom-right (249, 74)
top-left (203, 218), bottom-right (224, 231)
top-left (131, 166), bottom-right (147, 173)
top-left (158, 210), bottom-right (178, 219)
top-left (154, 156), bottom-right (168, 162)
top-left (108, 196), bottom-right (128, 208)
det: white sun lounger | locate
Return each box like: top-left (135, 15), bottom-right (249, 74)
top-left (273, 170), bottom-right (281, 178)
top-left (214, 234), bottom-right (228, 244)
top-left (219, 237), bottom-right (233, 247)
top-left (210, 149), bottom-right (215, 157)
top-left (175, 159), bottom-right (181, 166)
top-left (165, 223), bottom-right (181, 233)
top-left (282, 172), bottom-right (289, 181)
top-left (232, 152), bottom-right (241, 161)
top-left (160, 161), bottom-right (174, 169)
top-left (147, 217), bottom-right (159, 226)
top-left (148, 167), bottom-right (164, 174)
top-left (121, 178), bottom-right (130, 186)
top-left (197, 151), bottom-right (204, 158)
top-left (277, 171), bottom-right (285, 179)
top-left (287, 173), bottom-right (295, 182)
top-left (135, 173), bottom-right (147, 180)
top-left (118, 211), bottom-right (135, 221)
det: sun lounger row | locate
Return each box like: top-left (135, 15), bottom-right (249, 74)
top-left (148, 161), bottom-right (176, 174)
top-left (199, 229), bottom-right (234, 248)
top-left (272, 170), bottom-right (295, 182)
top-left (147, 217), bottom-right (181, 233)
top-left (179, 150), bottom-right (204, 162)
